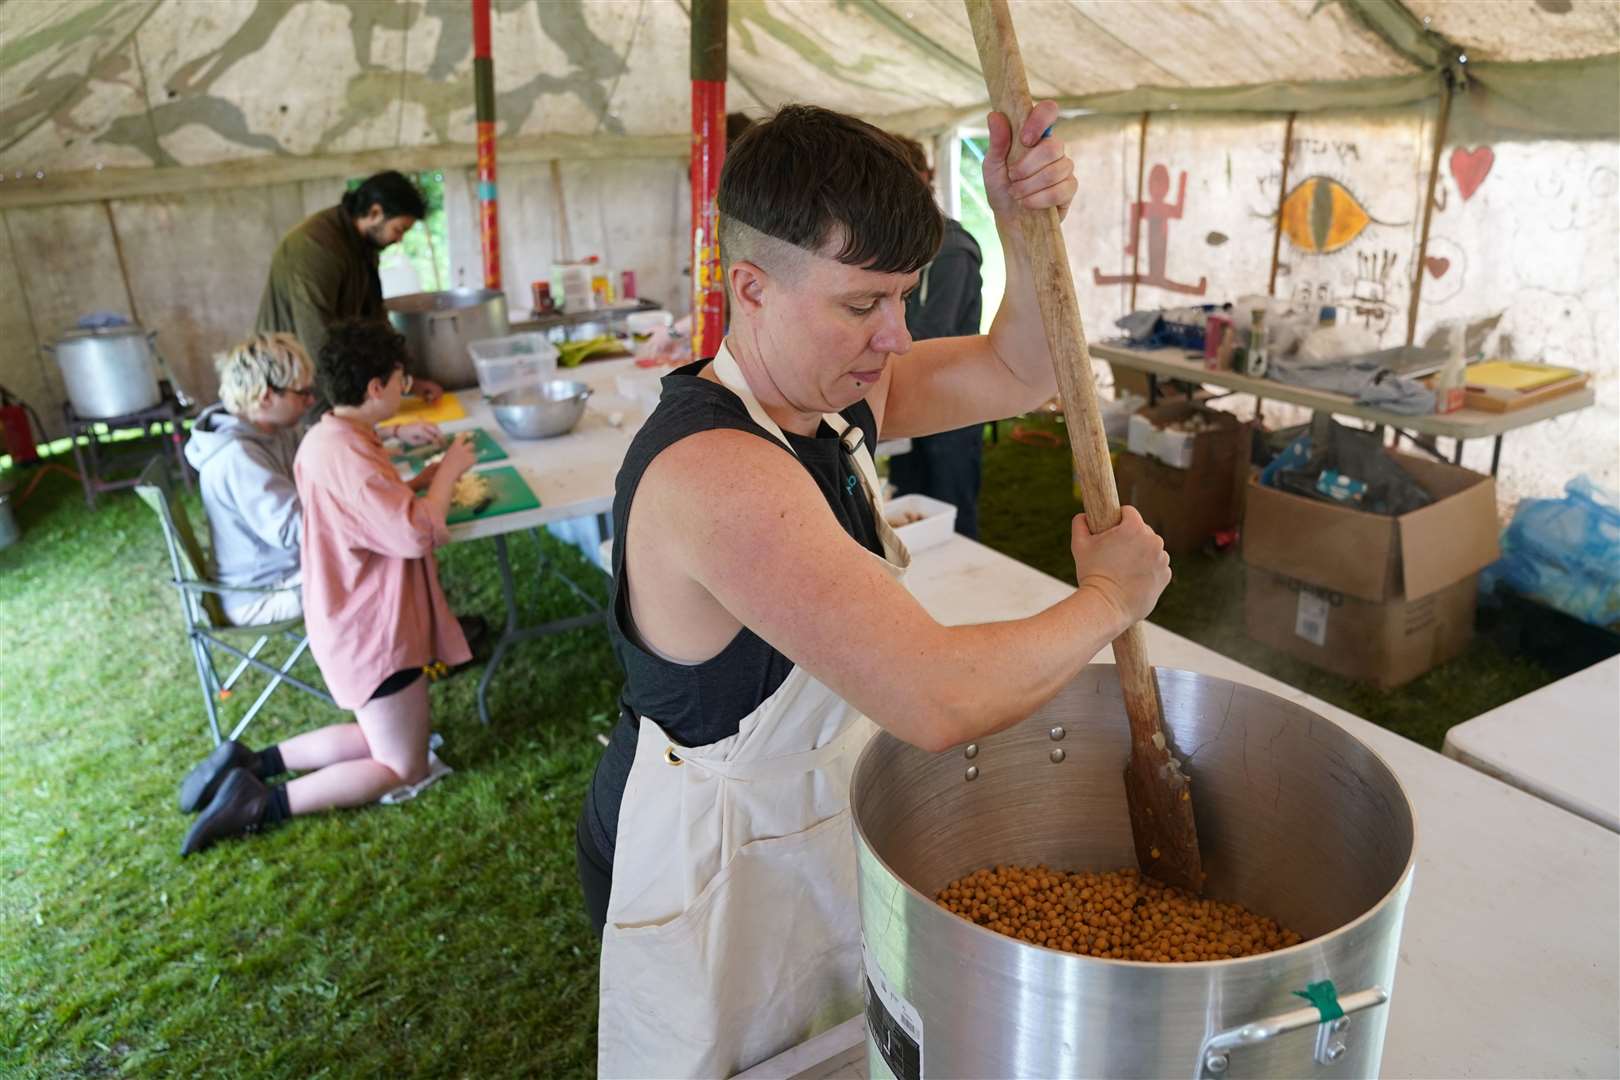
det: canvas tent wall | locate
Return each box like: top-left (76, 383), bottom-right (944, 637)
top-left (1, 0), bottom-right (1615, 501)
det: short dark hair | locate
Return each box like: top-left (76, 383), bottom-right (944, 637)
top-left (892, 134), bottom-right (931, 179)
top-left (718, 105), bottom-right (942, 275)
top-left (341, 170), bottom-right (426, 221)
top-left (725, 111), bottom-right (754, 149)
top-left (318, 319), bottom-right (409, 407)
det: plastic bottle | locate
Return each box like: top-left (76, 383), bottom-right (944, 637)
top-left (1435, 320), bottom-right (1467, 413)
top-left (1245, 309), bottom-right (1269, 377)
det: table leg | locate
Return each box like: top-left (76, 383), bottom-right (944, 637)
top-left (1147, 374), bottom-right (1159, 407)
top-left (477, 534), bottom-right (522, 727)
top-left (171, 411), bottom-right (192, 491)
top-left (77, 430), bottom-right (97, 509)
top-left (1489, 435), bottom-right (1503, 477)
top-left (474, 531), bottom-right (609, 726)
top-left (1451, 438), bottom-right (1465, 465)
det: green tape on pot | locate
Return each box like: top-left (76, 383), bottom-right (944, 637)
top-left (1293, 980), bottom-right (1345, 1022)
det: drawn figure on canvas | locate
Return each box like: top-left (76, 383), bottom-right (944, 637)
top-left (1094, 163), bottom-right (1207, 296)
top-left (1275, 175), bottom-right (1403, 254)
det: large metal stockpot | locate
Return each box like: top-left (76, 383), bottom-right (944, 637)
top-left (47, 325), bottom-right (164, 419)
top-left (852, 666), bottom-right (1415, 1080)
top-left (385, 288), bottom-right (508, 390)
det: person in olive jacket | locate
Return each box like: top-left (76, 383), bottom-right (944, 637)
top-left (255, 170), bottom-right (443, 402)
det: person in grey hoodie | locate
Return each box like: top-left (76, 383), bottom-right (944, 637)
top-left (184, 333), bottom-right (314, 626)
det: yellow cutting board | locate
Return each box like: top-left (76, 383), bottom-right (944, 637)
top-left (377, 391), bottom-right (468, 427)
top-left (1465, 360), bottom-right (1581, 392)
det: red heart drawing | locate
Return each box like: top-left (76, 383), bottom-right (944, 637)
top-left (1425, 256), bottom-right (1450, 279)
top-left (1450, 146), bottom-right (1494, 201)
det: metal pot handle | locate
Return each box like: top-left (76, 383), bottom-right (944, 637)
top-left (1197, 984), bottom-right (1388, 1079)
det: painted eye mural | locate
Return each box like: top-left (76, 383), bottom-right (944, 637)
top-left (1277, 175), bottom-right (1394, 254)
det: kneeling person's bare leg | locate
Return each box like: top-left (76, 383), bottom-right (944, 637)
top-left (286, 678), bottom-right (432, 815)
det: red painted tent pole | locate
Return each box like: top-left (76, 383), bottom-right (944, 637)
top-left (473, 0), bottom-right (500, 291)
top-left (690, 0), bottom-right (727, 358)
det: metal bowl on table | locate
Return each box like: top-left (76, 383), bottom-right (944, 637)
top-left (491, 379), bottom-right (593, 439)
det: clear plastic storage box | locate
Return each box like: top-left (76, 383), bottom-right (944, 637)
top-left (468, 333), bottom-right (559, 398)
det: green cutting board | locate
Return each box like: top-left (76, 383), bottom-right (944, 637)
top-left (391, 427), bottom-right (508, 474)
top-left (444, 466), bottom-right (541, 525)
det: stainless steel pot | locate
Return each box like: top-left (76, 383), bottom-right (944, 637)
top-left (47, 326), bottom-right (164, 419)
top-left (852, 665), bottom-right (1415, 1080)
top-left (385, 288), bottom-right (508, 391)
top-left (490, 380), bottom-right (593, 439)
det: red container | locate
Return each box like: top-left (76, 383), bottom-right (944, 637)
top-left (532, 281), bottom-right (555, 314)
top-left (620, 270), bottom-right (638, 301)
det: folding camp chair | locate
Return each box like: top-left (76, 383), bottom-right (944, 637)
top-left (134, 458), bottom-right (335, 745)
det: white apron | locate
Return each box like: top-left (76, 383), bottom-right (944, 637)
top-left (598, 342), bottom-right (910, 1078)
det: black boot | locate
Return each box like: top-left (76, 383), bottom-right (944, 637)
top-left (180, 769), bottom-right (271, 856)
top-left (178, 740), bottom-right (261, 813)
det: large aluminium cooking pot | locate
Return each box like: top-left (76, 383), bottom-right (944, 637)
top-left (46, 326), bottom-right (164, 419)
top-left (852, 665), bottom-right (1415, 1080)
top-left (385, 288), bottom-right (508, 391)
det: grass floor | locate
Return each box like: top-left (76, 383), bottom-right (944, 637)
top-left (0, 421), bottom-right (1566, 1076)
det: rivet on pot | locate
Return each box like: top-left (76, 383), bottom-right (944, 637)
top-left (964, 743), bottom-right (979, 760)
top-left (964, 765), bottom-right (979, 782)
top-left (1331, 1018), bottom-right (1349, 1034)
top-left (1205, 1052), bottom-right (1229, 1074)
top-left (1326, 1043), bottom-right (1346, 1062)
top-left (1049, 725), bottom-right (1065, 741)
top-left (1049, 748), bottom-right (1066, 764)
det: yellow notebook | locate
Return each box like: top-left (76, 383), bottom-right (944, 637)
top-left (376, 391), bottom-right (468, 427)
top-left (1465, 360), bottom-right (1581, 392)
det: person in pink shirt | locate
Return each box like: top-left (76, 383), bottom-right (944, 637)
top-left (178, 319), bottom-right (477, 855)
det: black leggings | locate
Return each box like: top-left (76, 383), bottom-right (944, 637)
top-left (575, 813), bottom-right (613, 937)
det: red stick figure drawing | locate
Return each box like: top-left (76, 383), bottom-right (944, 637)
top-left (1094, 164), bottom-right (1207, 296)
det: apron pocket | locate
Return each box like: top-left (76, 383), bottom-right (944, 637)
top-left (600, 810), bottom-right (865, 1077)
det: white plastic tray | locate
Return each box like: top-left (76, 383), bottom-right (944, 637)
top-left (883, 493), bottom-right (956, 552)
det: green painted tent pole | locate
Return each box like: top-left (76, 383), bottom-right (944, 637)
top-left (473, 0), bottom-right (500, 291)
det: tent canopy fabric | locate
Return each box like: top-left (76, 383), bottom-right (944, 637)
top-left (3, 0), bottom-right (1616, 180)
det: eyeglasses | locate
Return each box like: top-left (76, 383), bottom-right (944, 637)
top-left (401, 372), bottom-right (415, 395)
top-left (270, 381), bottom-right (315, 399)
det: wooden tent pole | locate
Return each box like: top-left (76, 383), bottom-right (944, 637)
top-left (1266, 112), bottom-right (1297, 297)
top-left (1407, 73), bottom-right (1454, 345)
top-left (1128, 110), bottom-right (1149, 312)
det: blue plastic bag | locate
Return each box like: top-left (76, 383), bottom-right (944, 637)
top-left (1480, 477), bottom-right (1620, 629)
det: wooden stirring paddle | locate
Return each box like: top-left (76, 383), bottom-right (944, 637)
top-left (963, 0), bottom-right (1205, 892)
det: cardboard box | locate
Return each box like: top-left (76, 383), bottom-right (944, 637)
top-left (1109, 364), bottom-right (1154, 404)
top-left (1242, 452), bottom-right (1501, 687)
top-left (1115, 444), bottom-right (1247, 555)
top-left (1245, 568), bottom-right (1479, 689)
top-left (1243, 452), bottom-right (1500, 604)
top-left (1127, 401), bottom-right (1246, 470)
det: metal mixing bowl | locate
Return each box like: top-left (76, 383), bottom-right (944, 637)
top-left (491, 380), bottom-right (593, 439)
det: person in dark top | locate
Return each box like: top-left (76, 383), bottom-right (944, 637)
top-left (582, 103), bottom-right (1171, 1079)
top-left (255, 170), bottom-right (443, 403)
top-left (886, 135), bottom-right (988, 537)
